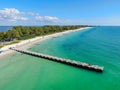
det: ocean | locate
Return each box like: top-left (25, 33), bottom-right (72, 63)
top-left (0, 26), bottom-right (120, 90)
top-left (0, 26), bottom-right (13, 31)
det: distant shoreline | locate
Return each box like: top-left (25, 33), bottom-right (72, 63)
top-left (0, 27), bottom-right (91, 59)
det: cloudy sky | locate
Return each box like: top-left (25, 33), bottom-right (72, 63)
top-left (0, 0), bottom-right (120, 26)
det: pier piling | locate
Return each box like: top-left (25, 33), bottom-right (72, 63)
top-left (10, 47), bottom-right (104, 73)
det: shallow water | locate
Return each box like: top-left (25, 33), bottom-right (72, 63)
top-left (0, 27), bottom-right (120, 90)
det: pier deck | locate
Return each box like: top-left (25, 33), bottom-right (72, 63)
top-left (10, 47), bottom-right (104, 72)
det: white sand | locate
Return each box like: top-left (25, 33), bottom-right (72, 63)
top-left (0, 27), bottom-right (90, 58)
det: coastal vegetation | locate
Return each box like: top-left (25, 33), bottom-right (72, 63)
top-left (0, 25), bottom-right (87, 48)
top-left (0, 40), bottom-right (20, 48)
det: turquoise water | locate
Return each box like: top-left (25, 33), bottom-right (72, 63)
top-left (0, 27), bottom-right (120, 90)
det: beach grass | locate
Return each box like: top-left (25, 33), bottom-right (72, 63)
top-left (0, 40), bottom-right (20, 49)
top-left (0, 45), bottom-right (3, 48)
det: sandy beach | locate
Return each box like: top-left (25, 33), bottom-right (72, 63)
top-left (0, 27), bottom-right (90, 58)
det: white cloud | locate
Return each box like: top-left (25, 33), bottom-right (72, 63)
top-left (1, 8), bottom-right (120, 26)
top-left (0, 8), bottom-right (28, 22)
top-left (27, 12), bottom-right (39, 16)
top-left (0, 8), bottom-right (70, 25)
top-left (35, 15), bottom-right (59, 22)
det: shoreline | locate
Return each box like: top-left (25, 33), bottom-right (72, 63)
top-left (0, 27), bottom-right (90, 58)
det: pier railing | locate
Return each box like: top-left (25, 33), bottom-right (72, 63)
top-left (10, 47), bottom-right (104, 73)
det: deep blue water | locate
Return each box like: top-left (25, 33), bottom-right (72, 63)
top-left (0, 26), bottom-right (13, 31)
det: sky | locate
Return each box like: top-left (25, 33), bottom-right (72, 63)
top-left (0, 0), bottom-right (120, 26)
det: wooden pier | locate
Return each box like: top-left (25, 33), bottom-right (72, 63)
top-left (10, 47), bottom-right (104, 72)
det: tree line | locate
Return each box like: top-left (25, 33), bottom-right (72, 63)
top-left (0, 25), bottom-right (87, 42)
